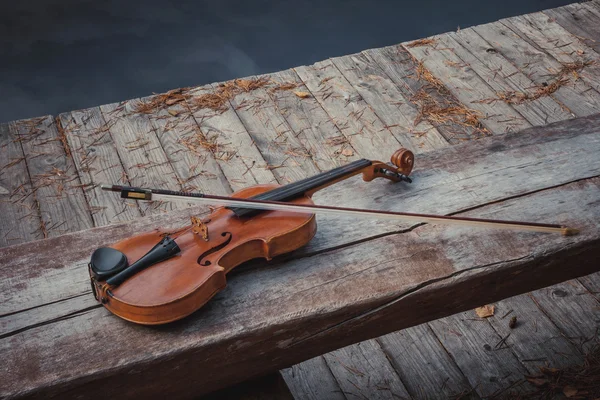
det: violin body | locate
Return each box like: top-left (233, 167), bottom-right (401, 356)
top-left (93, 184), bottom-right (316, 325)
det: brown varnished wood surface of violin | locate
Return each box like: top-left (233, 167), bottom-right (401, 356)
top-left (89, 149), bottom-right (415, 324)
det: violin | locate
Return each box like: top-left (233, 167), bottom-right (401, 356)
top-left (89, 148), bottom-right (576, 325)
top-left (89, 149), bottom-right (416, 324)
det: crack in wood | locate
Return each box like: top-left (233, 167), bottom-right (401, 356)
top-left (0, 304), bottom-right (101, 339)
top-left (285, 255), bottom-right (532, 349)
top-left (0, 291), bottom-right (89, 319)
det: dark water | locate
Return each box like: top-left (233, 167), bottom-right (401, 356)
top-left (0, 0), bottom-right (573, 123)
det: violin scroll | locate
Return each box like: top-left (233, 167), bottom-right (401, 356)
top-left (362, 148), bottom-right (414, 183)
top-left (391, 148), bottom-right (414, 176)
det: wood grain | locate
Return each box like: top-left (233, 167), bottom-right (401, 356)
top-left (227, 80), bottom-right (321, 184)
top-left (187, 85), bottom-right (278, 191)
top-left (281, 357), bottom-right (345, 400)
top-left (507, 12), bottom-right (600, 92)
top-left (59, 107), bottom-right (142, 226)
top-left (15, 116), bottom-right (93, 237)
top-left (528, 280), bottom-right (600, 353)
top-left (579, 272), bottom-right (600, 303)
top-left (404, 37), bottom-right (531, 134)
top-left (377, 324), bottom-right (475, 399)
top-left (472, 20), bottom-right (600, 117)
top-left (331, 52), bottom-right (449, 152)
top-left (99, 100), bottom-right (183, 215)
top-left (364, 45), bottom-right (478, 143)
top-left (266, 69), bottom-right (359, 170)
top-left (2, 115), bottom-right (600, 399)
top-left (445, 29), bottom-right (574, 125)
top-left (295, 59), bottom-right (403, 161)
top-left (0, 120), bottom-right (42, 247)
top-left (543, 2), bottom-right (600, 54)
top-left (429, 312), bottom-right (530, 398)
top-left (140, 94), bottom-right (233, 196)
top-left (485, 293), bottom-right (584, 371)
top-left (323, 340), bottom-right (411, 400)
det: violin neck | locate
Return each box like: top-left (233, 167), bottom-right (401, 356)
top-left (229, 159), bottom-right (372, 218)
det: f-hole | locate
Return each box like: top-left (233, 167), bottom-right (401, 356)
top-left (197, 232), bottom-right (232, 266)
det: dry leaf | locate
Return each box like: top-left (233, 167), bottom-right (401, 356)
top-left (475, 305), bottom-right (495, 318)
top-left (341, 148), bottom-right (354, 157)
top-left (294, 91), bottom-right (311, 98)
top-left (167, 109), bottom-right (179, 117)
top-left (563, 386), bottom-right (578, 398)
top-left (526, 377), bottom-right (548, 387)
top-left (539, 367), bottom-right (559, 374)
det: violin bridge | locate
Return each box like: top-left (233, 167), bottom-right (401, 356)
top-left (191, 216), bottom-right (209, 241)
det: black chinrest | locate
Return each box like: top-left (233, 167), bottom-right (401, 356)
top-left (90, 247), bottom-right (129, 281)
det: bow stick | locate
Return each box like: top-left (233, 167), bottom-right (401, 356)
top-left (101, 185), bottom-right (578, 236)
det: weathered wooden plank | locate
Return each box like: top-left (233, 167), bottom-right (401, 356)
top-left (507, 12), bottom-right (600, 92)
top-left (295, 60), bottom-right (403, 161)
top-left (405, 38), bottom-right (531, 134)
top-left (98, 101), bottom-right (184, 215)
top-left (187, 85), bottom-right (278, 191)
top-left (5, 114), bottom-right (600, 321)
top-left (578, 271), bottom-right (600, 302)
top-left (0, 121), bottom-right (42, 247)
top-left (587, 0), bottom-right (600, 19)
top-left (331, 53), bottom-right (449, 153)
top-left (364, 45), bottom-right (478, 143)
top-left (15, 116), bottom-right (93, 237)
top-left (266, 70), bottom-right (359, 170)
top-left (281, 357), bottom-right (345, 400)
top-left (59, 108), bottom-right (141, 226)
top-left (135, 93), bottom-right (233, 196)
top-left (427, 290), bottom-right (586, 398)
top-left (472, 20), bottom-right (600, 116)
top-left (3, 172), bottom-right (598, 399)
top-left (227, 81), bottom-right (321, 184)
top-left (529, 280), bottom-right (600, 353)
top-left (486, 293), bottom-right (584, 371)
top-left (323, 340), bottom-right (411, 400)
top-left (2, 116), bottom-right (600, 399)
top-left (446, 29), bottom-right (574, 125)
top-left (377, 324), bottom-right (475, 399)
top-left (543, 2), bottom-right (600, 54)
top-left (429, 313), bottom-right (530, 398)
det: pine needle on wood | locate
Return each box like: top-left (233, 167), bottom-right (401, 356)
top-left (406, 38), bottom-right (437, 48)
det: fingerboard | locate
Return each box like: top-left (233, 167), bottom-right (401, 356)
top-left (229, 159), bottom-right (372, 218)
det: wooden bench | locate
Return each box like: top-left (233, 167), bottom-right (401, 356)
top-left (2, 114), bottom-right (599, 399)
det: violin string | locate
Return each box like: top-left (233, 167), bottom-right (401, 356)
top-left (249, 159), bottom-right (368, 200)
top-left (253, 159), bottom-right (369, 200)
top-left (230, 159), bottom-right (372, 217)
